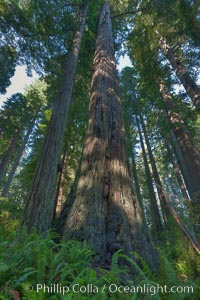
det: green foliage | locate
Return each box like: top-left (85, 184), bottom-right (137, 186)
top-left (0, 0), bottom-right (76, 76)
top-left (0, 79), bottom-right (48, 198)
top-left (0, 197), bottom-right (21, 238)
top-left (156, 247), bottom-right (200, 299)
top-left (0, 222), bottom-right (199, 300)
top-left (1, 1), bottom-right (200, 300)
top-left (0, 230), bottom-right (92, 299)
top-left (0, 45), bottom-right (17, 93)
top-left (0, 93), bottom-right (28, 135)
top-left (0, 230), bottom-right (136, 300)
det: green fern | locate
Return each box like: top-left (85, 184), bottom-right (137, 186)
top-left (1, 224), bottom-right (199, 300)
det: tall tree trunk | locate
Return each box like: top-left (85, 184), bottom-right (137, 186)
top-left (136, 116), bottom-right (163, 236)
top-left (158, 36), bottom-right (200, 110)
top-left (162, 188), bottom-right (200, 255)
top-left (53, 148), bottom-right (68, 220)
top-left (131, 154), bottom-right (143, 209)
top-left (167, 173), bottom-right (183, 211)
top-left (164, 137), bottom-right (190, 204)
top-left (60, 2), bottom-right (157, 272)
top-left (0, 130), bottom-right (20, 184)
top-left (139, 114), bottom-right (171, 223)
top-left (163, 136), bottom-right (197, 235)
top-left (1, 111), bottom-right (38, 197)
top-left (159, 78), bottom-right (200, 205)
top-left (130, 154), bottom-right (149, 231)
top-left (21, 2), bottom-right (89, 233)
top-left (169, 127), bottom-right (192, 196)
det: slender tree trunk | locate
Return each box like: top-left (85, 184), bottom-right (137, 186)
top-left (53, 148), bottom-right (68, 220)
top-left (163, 136), bottom-right (197, 235)
top-left (165, 137), bottom-right (190, 204)
top-left (60, 2), bottom-right (158, 272)
top-left (159, 37), bottom-right (200, 110)
top-left (0, 130), bottom-right (20, 184)
top-left (21, 2), bottom-right (89, 233)
top-left (169, 127), bottom-right (192, 195)
top-left (162, 188), bottom-right (200, 255)
top-left (55, 162), bottom-right (81, 236)
top-left (1, 112), bottom-right (38, 197)
top-left (130, 154), bottom-right (149, 231)
top-left (131, 154), bottom-right (143, 209)
top-left (139, 114), bottom-right (171, 223)
top-left (159, 78), bottom-right (200, 204)
top-left (158, 36), bottom-right (200, 110)
top-left (167, 173), bottom-right (183, 210)
top-left (136, 116), bottom-right (163, 236)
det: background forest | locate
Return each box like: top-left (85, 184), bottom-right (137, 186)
top-left (0, 0), bottom-right (200, 299)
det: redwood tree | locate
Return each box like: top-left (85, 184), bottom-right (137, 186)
top-left (21, 1), bottom-right (89, 233)
top-left (136, 116), bottom-right (163, 236)
top-left (158, 35), bottom-right (200, 110)
top-left (159, 78), bottom-right (200, 204)
top-left (1, 109), bottom-right (39, 197)
top-left (139, 114), bottom-right (171, 223)
top-left (59, 1), bottom-right (157, 272)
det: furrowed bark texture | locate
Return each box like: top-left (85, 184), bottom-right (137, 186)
top-left (159, 78), bottom-right (200, 204)
top-left (61, 2), bottom-right (157, 272)
top-left (21, 2), bottom-right (88, 233)
top-left (159, 36), bottom-right (200, 110)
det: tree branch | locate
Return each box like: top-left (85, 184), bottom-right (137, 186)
top-left (111, 9), bottom-right (146, 19)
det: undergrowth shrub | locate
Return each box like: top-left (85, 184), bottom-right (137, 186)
top-left (0, 230), bottom-right (158, 300)
top-left (0, 216), bottom-right (199, 299)
top-left (0, 197), bottom-right (21, 238)
top-left (156, 217), bottom-right (200, 300)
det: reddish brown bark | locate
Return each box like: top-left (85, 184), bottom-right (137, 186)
top-left (53, 148), bottom-right (68, 220)
top-left (21, 2), bottom-right (89, 233)
top-left (60, 2), bottom-right (158, 272)
top-left (159, 36), bottom-right (200, 110)
top-left (159, 78), bottom-right (200, 204)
